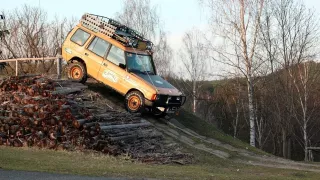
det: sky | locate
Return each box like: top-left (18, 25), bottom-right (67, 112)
top-left (3, 0), bottom-right (319, 48)
top-left (2, 0), bottom-right (208, 51)
top-left (2, 0), bottom-right (320, 77)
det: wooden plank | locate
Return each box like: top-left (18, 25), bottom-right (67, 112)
top-left (57, 57), bottom-right (62, 79)
top-left (0, 56), bottom-right (60, 63)
top-left (51, 88), bottom-right (82, 95)
top-left (15, 60), bottom-right (18, 76)
top-left (99, 122), bottom-right (153, 131)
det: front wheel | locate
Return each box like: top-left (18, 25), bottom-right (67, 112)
top-left (67, 61), bottom-right (87, 84)
top-left (125, 91), bottom-right (145, 113)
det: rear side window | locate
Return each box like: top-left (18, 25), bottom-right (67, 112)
top-left (70, 29), bottom-right (90, 46)
top-left (107, 46), bottom-right (125, 66)
top-left (88, 37), bottom-right (110, 57)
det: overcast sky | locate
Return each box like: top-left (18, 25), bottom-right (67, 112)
top-left (3, 0), bottom-right (208, 50)
top-left (3, 0), bottom-right (319, 49)
top-left (2, 0), bottom-right (320, 78)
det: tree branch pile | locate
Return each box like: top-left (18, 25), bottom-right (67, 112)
top-left (0, 76), bottom-right (192, 164)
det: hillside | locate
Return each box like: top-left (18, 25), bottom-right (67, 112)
top-left (169, 62), bottom-right (320, 161)
top-left (0, 76), bottom-right (320, 180)
top-left (86, 80), bottom-right (320, 172)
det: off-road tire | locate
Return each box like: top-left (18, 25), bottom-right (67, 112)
top-left (67, 61), bottom-right (87, 84)
top-left (125, 91), bottom-right (145, 113)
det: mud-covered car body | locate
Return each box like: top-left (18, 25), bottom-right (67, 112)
top-left (62, 14), bottom-right (185, 114)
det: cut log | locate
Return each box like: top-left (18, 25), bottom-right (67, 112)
top-left (99, 122), bottom-right (153, 131)
top-left (0, 76), bottom-right (192, 164)
top-left (51, 88), bottom-right (82, 95)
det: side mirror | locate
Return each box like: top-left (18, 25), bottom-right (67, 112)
top-left (161, 76), bottom-right (167, 80)
top-left (119, 63), bottom-right (126, 69)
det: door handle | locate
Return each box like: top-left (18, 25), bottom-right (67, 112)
top-left (85, 53), bottom-right (89, 56)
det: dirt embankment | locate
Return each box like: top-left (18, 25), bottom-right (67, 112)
top-left (0, 76), bottom-right (192, 164)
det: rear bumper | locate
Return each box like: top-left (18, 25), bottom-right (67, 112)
top-left (145, 95), bottom-right (186, 108)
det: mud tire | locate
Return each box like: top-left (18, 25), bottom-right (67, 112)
top-left (125, 91), bottom-right (145, 113)
top-left (67, 61), bottom-right (87, 84)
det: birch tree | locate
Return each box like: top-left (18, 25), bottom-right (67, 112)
top-left (180, 29), bottom-right (207, 113)
top-left (289, 62), bottom-right (320, 161)
top-left (116, 0), bottom-right (173, 76)
top-left (203, 0), bottom-right (265, 147)
top-left (272, 0), bottom-right (319, 160)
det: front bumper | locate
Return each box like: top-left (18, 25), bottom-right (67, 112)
top-left (145, 95), bottom-right (186, 108)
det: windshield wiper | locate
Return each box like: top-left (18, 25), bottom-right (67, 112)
top-left (129, 68), bottom-right (144, 74)
top-left (129, 68), bottom-right (154, 75)
top-left (142, 70), bottom-right (154, 75)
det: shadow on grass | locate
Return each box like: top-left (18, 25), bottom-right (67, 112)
top-left (173, 109), bottom-right (268, 155)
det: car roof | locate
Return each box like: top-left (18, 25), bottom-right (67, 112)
top-left (77, 24), bottom-right (151, 56)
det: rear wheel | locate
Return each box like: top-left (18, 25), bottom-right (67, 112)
top-left (125, 91), bottom-right (145, 113)
top-left (67, 61), bottom-right (87, 83)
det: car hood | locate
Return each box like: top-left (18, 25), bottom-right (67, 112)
top-left (134, 73), bottom-right (182, 95)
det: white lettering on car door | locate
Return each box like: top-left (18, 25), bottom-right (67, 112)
top-left (102, 70), bottom-right (118, 83)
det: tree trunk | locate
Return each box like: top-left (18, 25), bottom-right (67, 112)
top-left (282, 129), bottom-right (287, 158)
top-left (247, 76), bottom-right (255, 147)
top-left (193, 80), bottom-right (196, 114)
top-left (233, 105), bottom-right (239, 138)
top-left (287, 137), bottom-right (291, 159)
top-left (303, 121), bottom-right (308, 161)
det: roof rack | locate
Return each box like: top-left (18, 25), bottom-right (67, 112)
top-left (80, 13), bottom-right (153, 50)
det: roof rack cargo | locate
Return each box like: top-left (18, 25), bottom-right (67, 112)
top-left (80, 13), bottom-right (153, 50)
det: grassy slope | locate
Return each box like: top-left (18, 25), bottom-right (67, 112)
top-left (173, 109), bottom-right (267, 155)
top-left (0, 146), bottom-right (317, 180)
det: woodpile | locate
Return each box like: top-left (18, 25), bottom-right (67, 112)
top-left (0, 76), bottom-right (192, 164)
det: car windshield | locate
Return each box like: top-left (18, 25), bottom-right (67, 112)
top-left (126, 53), bottom-right (155, 75)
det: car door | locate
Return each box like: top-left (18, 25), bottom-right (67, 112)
top-left (98, 45), bottom-right (129, 94)
top-left (67, 28), bottom-right (91, 62)
top-left (84, 36), bottom-right (111, 79)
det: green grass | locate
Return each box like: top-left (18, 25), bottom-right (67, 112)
top-left (173, 109), bottom-right (268, 155)
top-left (0, 146), bottom-right (318, 180)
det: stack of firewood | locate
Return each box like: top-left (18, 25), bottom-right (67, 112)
top-left (0, 76), bottom-right (82, 149)
top-left (0, 76), bottom-right (192, 164)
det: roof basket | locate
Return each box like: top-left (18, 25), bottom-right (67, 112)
top-left (80, 13), bottom-right (153, 50)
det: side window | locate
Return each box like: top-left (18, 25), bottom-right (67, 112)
top-left (107, 46), bottom-right (125, 66)
top-left (70, 29), bottom-right (90, 46)
top-left (88, 37), bottom-right (110, 57)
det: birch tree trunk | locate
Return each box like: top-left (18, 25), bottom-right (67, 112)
top-left (247, 75), bottom-right (255, 147)
top-left (203, 0), bottom-right (264, 147)
top-left (193, 80), bottom-right (197, 113)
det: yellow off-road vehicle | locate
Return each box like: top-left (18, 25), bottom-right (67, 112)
top-left (62, 14), bottom-right (186, 116)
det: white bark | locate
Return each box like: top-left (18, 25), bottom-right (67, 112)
top-left (193, 80), bottom-right (197, 113)
top-left (204, 0), bottom-right (264, 147)
top-left (247, 76), bottom-right (255, 147)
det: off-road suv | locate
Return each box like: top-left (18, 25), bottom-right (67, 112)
top-left (62, 13), bottom-right (186, 116)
